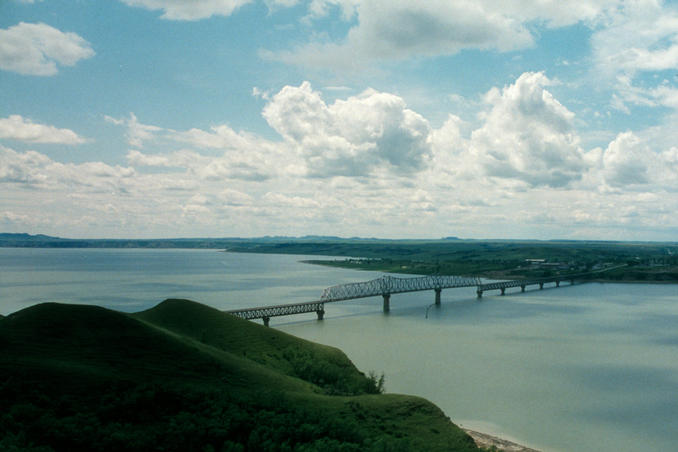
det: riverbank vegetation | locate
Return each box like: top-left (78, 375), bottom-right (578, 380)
top-left (3, 233), bottom-right (677, 282)
top-left (227, 239), bottom-right (678, 283)
top-left (0, 299), bottom-right (479, 451)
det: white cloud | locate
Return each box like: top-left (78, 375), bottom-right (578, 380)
top-left (269, 0), bottom-right (615, 69)
top-left (171, 124), bottom-right (256, 150)
top-left (127, 146), bottom-right (279, 182)
top-left (600, 131), bottom-right (650, 187)
top-left (594, 130), bottom-right (678, 190)
top-left (105, 113), bottom-right (163, 148)
top-left (262, 81), bottom-right (432, 176)
top-left (263, 191), bottom-right (319, 208)
top-left (0, 115), bottom-right (86, 144)
top-left (272, 1), bottom-right (532, 68)
top-left (0, 146), bottom-right (134, 190)
top-left (469, 72), bottom-right (586, 187)
top-left (218, 188), bottom-right (253, 206)
top-left (0, 211), bottom-right (30, 225)
top-left (592, 0), bottom-right (678, 77)
top-left (120, 0), bottom-right (253, 20)
top-left (590, 1), bottom-right (678, 112)
top-left (126, 149), bottom-right (198, 167)
top-left (0, 22), bottom-right (94, 76)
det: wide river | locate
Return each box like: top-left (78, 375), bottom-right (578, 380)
top-left (2, 248), bottom-right (677, 452)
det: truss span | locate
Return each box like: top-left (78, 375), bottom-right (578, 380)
top-left (227, 300), bottom-right (325, 326)
top-left (320, 274), bottom-right (481, 302)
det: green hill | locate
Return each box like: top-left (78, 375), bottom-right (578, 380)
top-left (0, 299), bottom-right (479, 452)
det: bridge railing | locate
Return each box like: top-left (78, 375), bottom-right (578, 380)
top-left (320, 274), bottom-right (481, 302)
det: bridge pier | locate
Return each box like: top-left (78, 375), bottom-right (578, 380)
top-left (434, 288), bottom-right (442, 305)
top-left (556, 280), bottom-right (560, 287)
top-left (570, 279), bottom-right (574, 285)
top-left (263, 316), bottom-right (270, 327)
top-left (476, 288), bottom-right (483, 299)
top-left (521, 285), bottom-right (526, 292)
top-left (500, 287), bottom-right (506, 296)
top-left (539, 282), bottom-right (544, 290)
top-left (316, 308), bottom-right (324, 321)
top-left (382, 294), bottom-right (391, 313)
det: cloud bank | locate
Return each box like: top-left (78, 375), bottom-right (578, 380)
top-left (4, 71), bottom-right (678, 239)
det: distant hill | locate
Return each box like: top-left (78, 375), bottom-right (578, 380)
top-left (0, 299), bottom-right (479, 451)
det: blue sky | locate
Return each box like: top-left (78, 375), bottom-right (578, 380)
top-left (2, 0), bottom-right (678, 240)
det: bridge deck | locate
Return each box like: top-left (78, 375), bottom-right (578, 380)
top-left (226, 269), bottom-right (616, 325)
top-left (227, 300), bottom-right (324, 321)
top-left (320, 274), bottom-right (481, 302)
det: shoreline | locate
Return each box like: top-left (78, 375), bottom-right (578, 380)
top-left (301, 259), bottom-right (678, 285)
top-left (463, 428), bottom-right (542, 452)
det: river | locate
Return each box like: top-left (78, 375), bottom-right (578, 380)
top-left (2, 248), bottom-right (677, 451)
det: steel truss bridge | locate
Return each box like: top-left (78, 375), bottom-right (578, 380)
top-left (320, 274), bottom-right (481, 303)
top-left (226, 272), bottom-right (603, 326)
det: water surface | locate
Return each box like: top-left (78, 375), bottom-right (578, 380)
top-left (2, 248), bottom-right (677, 451)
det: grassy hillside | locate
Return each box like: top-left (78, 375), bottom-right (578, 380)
top-left (0, 300), bottom-right (479, 451)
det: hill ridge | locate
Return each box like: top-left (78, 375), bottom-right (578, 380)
top-left (0, 299), bottom-right (479, 451)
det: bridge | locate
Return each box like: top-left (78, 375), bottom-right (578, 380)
top-left (226, 266), bottom-right (627, 325)
top-left (476, 276), bottom-right (575, 298)
top-left (226, 272), bottom-right (598, 326)
top-left (320, 274), bottom-right (482, 310)
top-left (227, 274), bottom-right (480, 326)
top-left (475, 266), bottom-right (626, 298)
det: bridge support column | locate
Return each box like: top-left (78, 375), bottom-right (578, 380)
top-left (263, 316), bottom-right (270, 327)
top-left (476, 289), bottom-right (483, 299)
top-left (539, 282), bottom-right (544, 290)
top-left (500, 287), bottom-right (506, 296)
top-left (434, 288), bottom-right (442, 305)
top-left (570, 279), bottom-right (574, 285)
top-left (382, 294), bottom-right (390, 313)
top-left (556, 280), bottom-right (560, 287)
top-left (316, 308), bottom-right (324, 321)
top-left (521, 285), bottom-right (526, 292)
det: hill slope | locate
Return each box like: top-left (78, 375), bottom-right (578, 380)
top-left (0, 300), bottom-right (479, 451)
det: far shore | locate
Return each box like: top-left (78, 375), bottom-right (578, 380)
top-left (301, 259), bottom-right (678, 285)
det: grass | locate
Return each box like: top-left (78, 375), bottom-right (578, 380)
top-left (0, 299), bottom-right (479, 451)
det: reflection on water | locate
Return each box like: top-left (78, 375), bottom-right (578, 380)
top-left (2, 248), bottom-right (678, 452)
top-left (280, 283), bottom-right (678, 452)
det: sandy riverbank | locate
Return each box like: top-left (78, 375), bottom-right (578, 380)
top-left (463, 428), bottom-right (541, 452)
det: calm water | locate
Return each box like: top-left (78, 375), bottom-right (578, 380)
top-left (2, 248), bottom-right (677, 452)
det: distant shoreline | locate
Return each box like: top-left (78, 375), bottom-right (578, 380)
top-left (302, 259), bottom-right (678, 285)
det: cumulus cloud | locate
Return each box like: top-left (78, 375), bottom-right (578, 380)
top-left (0, 115), bottom-right (86, 144)
top-left (268, 0), bottom-right (615, 68)
top-left (105, 113), bottom-right (163, 148)
top-left (469, 72), bottom-right (586, 187)
top-left (0, 22), bottom-right (94, 76)
top-left (270, 1), bottom-right (532, 68)
top-left (262, 81), bottom-right (431, 176)
top-left (0, 146), bottom-right (134, 190)
top-left (218, 188), bottom-right (253, 206)
top-left (120, 0), bottom-right (253, 20)
top-left (600, 131), bottom-right (650, 187)
top-left (0, 146), bottom-right (51, 184)
top-left (593, 130), bottom-right (678, 190)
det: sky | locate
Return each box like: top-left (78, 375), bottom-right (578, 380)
top-left (1, 0), bottom-right (678, 240)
